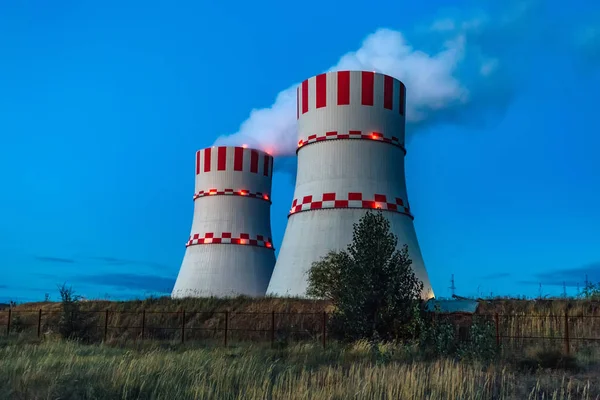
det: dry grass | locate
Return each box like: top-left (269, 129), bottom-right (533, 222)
top-left (0, 339), bottom-right (598, 400)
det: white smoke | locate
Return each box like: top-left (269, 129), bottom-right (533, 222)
top-left (212, 0), bottom-right (592, 158)
top-left (213, 28), bottom-right (470, 156)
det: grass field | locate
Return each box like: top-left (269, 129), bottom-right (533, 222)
top-left (0, 339), bottom-right (598, 400)
top-left (2, 297), bottom-right (600, 399)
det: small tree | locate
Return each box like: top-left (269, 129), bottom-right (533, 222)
top-left (57, 283), bottom-right (92, 341)
top-left (580, 281), bottom-right (600, 300)
top-left (307, 211), bottom-right (424, 341)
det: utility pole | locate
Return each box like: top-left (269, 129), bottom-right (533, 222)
top-left (449, 274), bottom-right (456, 297)
top-left (538, 283), bottom-right (543, 299)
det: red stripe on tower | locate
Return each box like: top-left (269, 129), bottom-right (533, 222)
top-left (270, 156), bottom-right (274, 178)
top-left (316, 73), bottom-right (327, 109)
top-left (204, 148), bottom-right (211, 172)
top-left (263, 154), bottom-right (269, 176)
top-left (361, 72), bottom-right (374, 106)
top-left (383, 75), bottom-right (393, 110)
top-left (234, 147), bottom-right (244, 171)
top-left (250, 150), bottom-right (259, 173)
top-left (399, 83), bottom-right (406, 116)
top-left (301, 80), bottom-right (309, 114)
top-left (195, 151), bottom-right (200, 175)
top-left (217, 147), bottom-right (227, 171)
top-left (337, 71), bottom-right (350, 105)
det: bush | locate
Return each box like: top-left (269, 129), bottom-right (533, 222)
top-left (457, 317), bottom-right (499, 361)
top-left (306, 211), bottom-right (424, 342)
top-left (57, 284), bottom-right (96, 342)
top-left (418, 316), bottom-right (458, 358)
top-left (417, 314), bottom-right (499, 361)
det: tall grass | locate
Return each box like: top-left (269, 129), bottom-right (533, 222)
top-left (0, 340), bottom-right (597, 400)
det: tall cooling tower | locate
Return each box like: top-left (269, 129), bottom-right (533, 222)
top-left (172, 146), bottom-right (276, 298)
top-left (267, 71), bottom-right (434, 299)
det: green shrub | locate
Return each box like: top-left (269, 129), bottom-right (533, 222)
top-left (306, 211), bottom-right (424, 342)
top-left (57, 284), bottom-right (96, 342)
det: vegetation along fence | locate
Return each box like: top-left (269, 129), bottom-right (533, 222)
top-left (2, 309), bottom-right (600, 354)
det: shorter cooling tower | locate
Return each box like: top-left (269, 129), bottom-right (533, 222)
top-left (172, 146), bottom-right (276, 298)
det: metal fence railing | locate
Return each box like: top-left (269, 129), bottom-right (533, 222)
top-left (0, 309), bottom-right (329, 347)
top-left (2, 308), bottom-right (599, 353)
top-left (430, 312), bottom-right (600, 355)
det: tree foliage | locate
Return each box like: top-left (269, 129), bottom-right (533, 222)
top-left (307, 211), bottom-right (424, 341)
top-left (58, 283), bottom-right (94, 341)
top-left (579, 281), bottom-right (600, 300)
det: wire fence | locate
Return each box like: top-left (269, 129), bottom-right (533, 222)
top-left (2, 308), bottom-right (600, 354)
top-left (0, 309), bottom-right (328, 347)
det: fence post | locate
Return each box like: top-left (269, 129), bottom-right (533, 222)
top-left (103, 310), bottom-right (109, 342)
top-left (6, 308), bottom-right (11, 336)
top-left (564, 309), bottom-right (570, 355)
top-left (271, 311), bottom-right (275, 347)
top-left (322, 312), bottom-right (327, 348)
top-left (141, 310), bottom-right (146, 340)
top-left (494, 313), bottom-right (500, 348)
top-left (181, 310), bottom-right (186, 344)
top-left (37, 309), bottom-right (42, 338)
top-left (224, 311), bottom-right (229, 347)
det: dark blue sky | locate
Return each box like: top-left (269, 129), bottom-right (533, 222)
top-left (1, 0), bottom-right (599, 302)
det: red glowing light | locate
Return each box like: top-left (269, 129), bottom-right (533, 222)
top-left (209, 189), bottom-right (217, 195)
top-left (240, 190), bottom-right (248, 196)
top-left (263, 194), bottom-right (270, 200)
top-left (297, 140), bottom-right (303, 147)
top-left (266, 242), bottom-right (272, 248)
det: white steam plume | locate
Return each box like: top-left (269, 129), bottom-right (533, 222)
top-left (213, 29), bottom-right (469, 157)
top-left (212, 1), bottom-right (591, 158)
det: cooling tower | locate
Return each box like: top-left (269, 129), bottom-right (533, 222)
top-left (267, 71), bottom-right (434, 299)
top-left (172, 146), bottom-right (276, 298)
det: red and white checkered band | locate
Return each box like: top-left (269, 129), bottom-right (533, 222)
top-left (289, 192), bottom-right (412, 218)
top-left (186, 232), bottom-right (275, 249)
top-left (297, 131), bottom-right (406, 153)
top-left (193, 188), bottom-right (271, 202)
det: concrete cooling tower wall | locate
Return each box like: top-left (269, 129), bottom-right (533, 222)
top-left (267, 70), bottom-right (434, 299)
top-left (172, 146), bottom-right (276, 298)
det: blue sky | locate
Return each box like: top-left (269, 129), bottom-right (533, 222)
top-left (1, 0), bottom-right (599, 303)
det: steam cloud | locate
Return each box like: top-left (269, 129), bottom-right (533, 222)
top-left (213, 1), bottom-right (596, 160)
top-left (213, 28), bottom-right (468, 157)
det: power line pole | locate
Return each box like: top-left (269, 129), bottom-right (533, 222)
top-left (449, 274), bottom-right (456, 297)
top-left (563, 282), bottom-right (567, 299)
